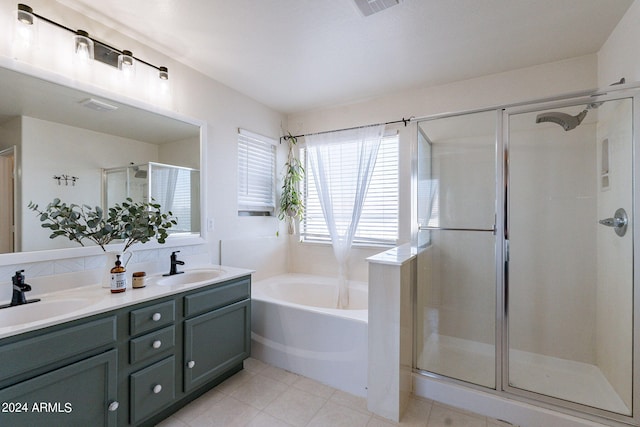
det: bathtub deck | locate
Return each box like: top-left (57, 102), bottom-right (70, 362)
top-left (417, 334), bottom-right (630, 415)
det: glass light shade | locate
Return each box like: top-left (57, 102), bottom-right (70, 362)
top-left (13, 4), bottom-right (38, 55)
top-left (158, 66), bottom-right (169, 80)
top-left (73, 30), bottom-right (94, 61)
top-left (17, 4), bottom-right (34, 25)
top-left (118, 50), bottom-right (136, 77)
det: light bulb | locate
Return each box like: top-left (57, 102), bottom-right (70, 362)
top-left (118, 50), bottom-right (136, 78)
top-left (158, 66), bottom-right (169, 80)
top-left (73, 30), bottom-right (94, 62)
top-left (13, 4), bottom-right (37, 57)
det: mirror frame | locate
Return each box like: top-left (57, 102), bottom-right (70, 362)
top-left (0, 58), bottom-right (207, 266)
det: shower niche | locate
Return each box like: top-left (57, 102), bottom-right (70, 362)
top-left (103, 162), bottom-right (200, 234)
top-left (415, 93), bottom-right (637, 425)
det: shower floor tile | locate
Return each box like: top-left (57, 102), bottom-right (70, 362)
top-left (417, 334), bottom-right (630, 416)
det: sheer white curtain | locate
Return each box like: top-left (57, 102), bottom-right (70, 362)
top-left (306, 124), bottom-right (385, 308)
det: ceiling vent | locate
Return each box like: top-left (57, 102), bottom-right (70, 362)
top-left (353, 0), bottom-right (401, 16)
top-left (79, 98), bottom-right (118, 112)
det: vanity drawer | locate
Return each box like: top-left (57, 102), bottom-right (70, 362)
top-left (130, 326), bottom-right (175, 364)
top-left (130, 300), bottom-right (175, 336)
top-left (130, 356), bottom-right (176, 424)
top-left (0, 316), bottom-right (116, 383)
top-left (184, 277), bottom-right (250, 317)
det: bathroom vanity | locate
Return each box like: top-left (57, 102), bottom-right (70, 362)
top-left (0, 270), bottom-right (251, 426)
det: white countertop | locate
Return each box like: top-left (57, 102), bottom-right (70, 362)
top-left (366, 243), bottom-right (417, 266)
top-left (0, 265), bottom-right (253, 340)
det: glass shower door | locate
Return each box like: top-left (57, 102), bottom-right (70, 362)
top-left (415, 111), bottom-right (498, 389)
top-left (506, 97), bottom-right (633, 416)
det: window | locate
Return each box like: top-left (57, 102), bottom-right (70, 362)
top-left (302, 134), bottom-right (399, 245)
top-left (150, 164), bottom-right (199, 233)
top-left (237, 129), bottom-right (276, 215)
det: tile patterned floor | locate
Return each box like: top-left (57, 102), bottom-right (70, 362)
top-left (156, 358), bottom-right (515, 427)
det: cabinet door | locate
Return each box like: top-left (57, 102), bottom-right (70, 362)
top-left (184, 299), bottom-right (250, 392)
top-left (0, 350), bottom-right (118, 427)
top-left (130, 356), bottom-right (176, 424)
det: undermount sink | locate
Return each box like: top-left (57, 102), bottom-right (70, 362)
top-left (0, 298), bottom-right (97, 328)
top-left (155, 269), bottom-right (224, 286)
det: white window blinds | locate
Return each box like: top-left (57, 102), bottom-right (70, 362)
top-left (302, 134), bottom-right (399, 245)
top-left (237, 129), bottom-right (276, 215)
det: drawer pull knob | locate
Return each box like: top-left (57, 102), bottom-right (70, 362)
top-left (108, 401), bottom-right (119, 412)
top-left (152, 340), bottom-right (162, 349)
top-left (153, 384), bottom-right (163, 394)
top-left (187, 360), bottom-right (196, 369)
top-left (151, 312), bottom-right (162, 321)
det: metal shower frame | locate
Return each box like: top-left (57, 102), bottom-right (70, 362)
top-left (412, 83), bottom-right (640, 426)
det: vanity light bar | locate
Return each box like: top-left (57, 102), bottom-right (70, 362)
top-left (15, 3), bottom-right (169, 80)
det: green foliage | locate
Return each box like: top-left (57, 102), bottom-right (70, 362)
top-left (278, 133), bottom-right (305, 232)
top-left (28, 198), bottom-right (177, 252)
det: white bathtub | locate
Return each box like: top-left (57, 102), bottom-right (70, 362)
top-left (251, 273), bottom-right (368, 397)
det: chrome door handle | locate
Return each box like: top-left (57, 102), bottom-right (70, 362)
top-left (599, 208), bottom-right (628, 237)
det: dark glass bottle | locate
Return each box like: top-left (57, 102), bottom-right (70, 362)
top-left (110, 255), bottom-right (127, 293)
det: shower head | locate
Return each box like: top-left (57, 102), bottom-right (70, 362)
top-left (130, 164), bottom-right (147, 179)
top-left (535, 109), bottom-right (588, 131)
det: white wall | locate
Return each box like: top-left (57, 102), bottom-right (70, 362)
top-left (158, 137), bottom-right (200, 169)
top-left (598, 0), bottom-right (640, 87)
top-left (20, 116), bottom-right (159, 251)
top-left (0, 0), bottom-right (288, 279)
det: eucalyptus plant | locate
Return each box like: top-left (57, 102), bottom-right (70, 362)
top-left (278, 133), bottom-right (305, 234)
top-left (28, 197), bottom-right (177, 252)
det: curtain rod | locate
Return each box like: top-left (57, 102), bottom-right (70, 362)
top-left (280, 116), bottom-right (414, 143)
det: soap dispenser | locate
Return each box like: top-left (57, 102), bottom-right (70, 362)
top-left (110, 255), bottom-right (127, 293)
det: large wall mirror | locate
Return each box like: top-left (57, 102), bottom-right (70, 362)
top-left (0, 65), bottom-right (203, 260)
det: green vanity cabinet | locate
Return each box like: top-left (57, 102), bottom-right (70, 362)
top-left (0, 350), bottom-right (118, 427)
top-left (129, 355), bottom-right (176, 424)
top-left (0, 274), bottom-right (251, 427)
top-left (184, 299), bottom-right (251, 391)
top-left (183, 277), bottom-right (251, 392)
top-left (0, 316), bottom-right (119, 427)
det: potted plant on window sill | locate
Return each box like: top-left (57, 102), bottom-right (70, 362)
top-left (28, 197), bottom-right (176, 286)
top-left (278, 133), bottom-right (304, 234)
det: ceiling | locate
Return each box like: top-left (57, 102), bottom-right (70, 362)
top-left (55, 0), bottom-right (634, 114)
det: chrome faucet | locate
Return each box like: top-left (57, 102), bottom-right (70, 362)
top-left (0, 270), bottom-right (41, 309)
top-left (163, 251), bottom-right (185, 276)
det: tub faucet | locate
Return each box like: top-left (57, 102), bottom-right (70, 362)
top-left (164, 251), bottom-right (185, 276)
top-left (10, 270), bottom-right (40, 306)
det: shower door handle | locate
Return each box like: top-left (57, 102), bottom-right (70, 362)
top-left (598, 208), bottom-right (628, 237)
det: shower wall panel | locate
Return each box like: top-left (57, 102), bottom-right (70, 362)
top-left (508, 122), bottom-right (598, 364)
top-left (595, 99), bottom-right (633, 410)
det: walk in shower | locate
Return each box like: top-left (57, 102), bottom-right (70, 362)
top-left (103, 162), bottom-right (200, 234)
top-left (415, 90), bottom-right (638, 425)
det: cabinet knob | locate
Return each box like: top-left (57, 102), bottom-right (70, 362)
top-left (108, 401), bottom-right (119, 412)
top-left (153, 384), bottom-right (163, 394)
top-left (152, 340), bottom-right (162, 349)
top-left (151, 312), bottom-right (162, 321)
top-left (187, 360), bottom-right (196, 369)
